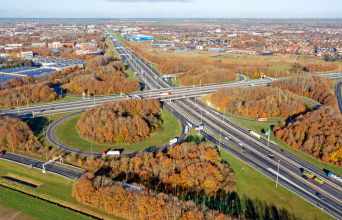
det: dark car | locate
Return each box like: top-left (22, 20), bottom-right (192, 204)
top-left (302, 175), bottom-right (308, 179)
top-left (268, 153), bottom-right (274, 159)
top-left (280, 149), bottom-right (285, 152)
top-left (0, 151), bottom-right (3, 156)
top-left (316, 193), bottom-right (324, 200)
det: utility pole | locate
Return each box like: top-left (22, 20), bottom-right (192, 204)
top-left (276, 160), bottom-right (280, 187)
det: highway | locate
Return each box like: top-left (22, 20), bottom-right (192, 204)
top-left (1, 29), bottom-right (342, 218)
top-left (0, 152), bottom-right (84, 180)
top-left (104, 31), bottom-right (342, 218)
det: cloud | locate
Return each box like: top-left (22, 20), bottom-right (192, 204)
top-left (106, 0), bottom-right (192, 2)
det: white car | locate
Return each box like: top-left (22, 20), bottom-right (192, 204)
top-left (239, 142), bottom-right (243, 146)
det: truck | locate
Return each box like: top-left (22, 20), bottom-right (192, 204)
top-left (135, 95), bottom-right (142, 99)
top-left (249, 130), bottom-right (261, 139)
top-left (258, 118), bottom-right (268, 122)
top-left (327, 172), bottom-right (342, 183)
top-left (314, 176), bottom-right (324, 184)
top-left (102, 151), bottom-right (121, 156)
top-left (184, 125), bottom-right (189, 134)
top-left (160, 92), bottom-right (171, 96)
top-left (302, 170), bottom-right (315, 178)
top-left (169, 138), bottom-right (178, 146)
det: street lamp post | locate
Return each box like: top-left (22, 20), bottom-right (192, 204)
top-left (17, 100), bottom-right (19, 114)
top-left (91, 144), bottom-right (93, 156)
top-left (276, 160), bottom-right (280, 187)
top-left (43, 126), bottom-right (46, 136)
top-left (26, 94), bottom-right (28, 108)
top-left (219, 129), bottom-right (221, 151)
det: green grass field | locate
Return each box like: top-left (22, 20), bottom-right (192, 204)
top-left (228, 117), bottom-right (342, 178)
top-left (0, 185), bottom-right (93, 220)
top-left (0, 158), bottom-right (123, 220)
top-left (219, 150), bottom-right (333, 220)
top-left (54, 109), bottom-right (182, 153)
top-left (269, 65), bottom-right (293, 69)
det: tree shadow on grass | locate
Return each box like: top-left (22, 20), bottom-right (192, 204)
top-left (184, 135), bottom-right (206, 145)
top-left (187, 192), bottom-right (298, 220)
top-left (25, 117), bottom-right (49, 138)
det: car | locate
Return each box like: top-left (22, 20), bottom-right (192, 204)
top-left (0, 151), bottom-right (3, 156)
top-left (268, 153), bottom-right (274, 159)
top-left (50, 108), bottom-right (54, 110)
top-left (316, 193), bottom-right (324, 200)
top-left (302, 175), bottom-right (308, 179)
top-left (280, 149), bottom-right (285, 152)
top-left (242, 147), bottom-right (247, 151)
top-left (228, 135), bottom-right (231, 139)
top-left (187, 89), bottom-right (189, 90)
top-left (239, 142), bottom-right (243, 146)
top-left (225, 137), bottom-right (229, 140)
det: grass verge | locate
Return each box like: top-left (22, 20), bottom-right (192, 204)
top-left (219, 150), bottom-right (334, 220)
top-left (54, 109), bottom-right (182, 153)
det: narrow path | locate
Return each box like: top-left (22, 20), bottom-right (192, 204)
top-left (335, 80), bottom-right (342, 114)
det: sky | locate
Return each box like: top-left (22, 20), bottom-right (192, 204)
top-left (1, 0), bottom-right (341, 18)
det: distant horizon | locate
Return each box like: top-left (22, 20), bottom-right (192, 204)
top-left (1, 0), bottom-right (341, 18)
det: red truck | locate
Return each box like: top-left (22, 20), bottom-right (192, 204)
top-left (258, 118), bottom-right (268, 122)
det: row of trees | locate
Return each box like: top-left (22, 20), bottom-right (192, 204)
top-left (210, 87), bottom-right (307, 118)
top-left (124, 41), bottom-right (163, 65)
top-left (236, 66), bottom-right (291, 79)
top-left (270, 75), bottom-right (338, 109)
top-left (0, 83), bottom-right (58, 107)
top-left (273, 106), bottom-right (342, 165)
top-left (77, 99), bottom-right (162, 145)
top-left (72, 173), bottom-right (233, 220)
top-left (0, 116), bottom-right (44, 155)
top-left (66, 69), bottom-right (140, 95)
top-left (0, 58), bottom-right (34, 70)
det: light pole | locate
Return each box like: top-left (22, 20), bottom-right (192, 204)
top-left (12, 141), bottom-right (14, 152)
top-left (94, 92), bottom-right (95, 106)
top-left (49, 115), bottom-right (51, 126)
top-left (276, 160), bottom-right (280, 187)
top-left (26, 94), bottom-right (28, 108)
top-left (43, 126), bottom-right (46, 136)
top-left (17, 100), bottom-right (19, 114)
top-left (91, 144), bottom-right (93, 156)
top-left (219, 129), bottom-right (221, 151)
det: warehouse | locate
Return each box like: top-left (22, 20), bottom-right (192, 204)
top-left (261, 51), bottom-right (273, 56)
top-left (125, 34), bottom-right (155, 42)
top-left (206, 47), bottom-right (226, 52)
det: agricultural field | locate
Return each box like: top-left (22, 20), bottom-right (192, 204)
top-left (130, 41), bottom-right (326, 67)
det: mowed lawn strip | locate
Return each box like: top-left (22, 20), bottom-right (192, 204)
top-left (219, 150), bottom-right (334, 220)
top-left (54, 109), bottom-right (182, 153)
top-left (0, 185), bottom-right (92, 220)
top-left (228, 117), bottom-right (342, 178)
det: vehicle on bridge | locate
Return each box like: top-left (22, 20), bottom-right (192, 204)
top-left (102, 151), bottom-right (120, 156)
top-left (135, 95), bottom-right (142, 99)
top-left (160, 92), bottom-right (171, 96)
top-left (258, 118), bottom-right (268, 122)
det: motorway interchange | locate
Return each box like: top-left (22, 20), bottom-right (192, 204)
top-left (1, 30), bottom-right (342, 218)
